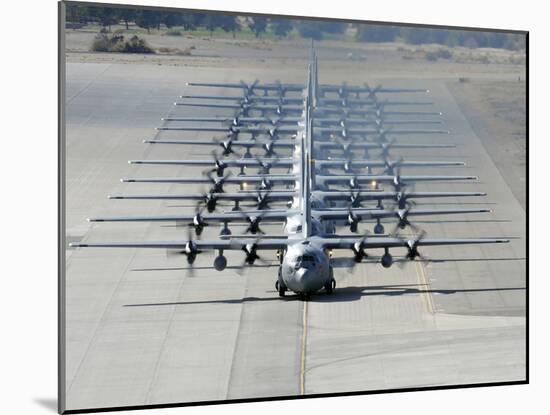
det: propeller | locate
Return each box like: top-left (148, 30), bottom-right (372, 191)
top-left (254, 155), bottom-right (279, 174)
top-left (383, 155), bottom-right (404, 175)
top-left (206, 170), bottom-right (232, 193)
top-left (256, 189), bottom-right (272, 210)
top-left (199, 191), bottom-right (219, 213)
top-left (390, 165), bottom-right (416, 193)
top-left (189, 203), bottom-right (207, 236)
top-left (348, 229), bottom-right (371, 272)
top-left (394, 191), bottom-right (417, 210)
top-left (348, 175), bottom-right (360, 189)
top-left (379, 137), bottom-right (398, 158)
top-left (391, 206), bottom-right (421, 236)
top-left (209, 150), bottom-right (228, 176)
top-left (262, 141), bottom-right (279, 157)
top-left (235, 237), bottom-right (270, 275)
top-left (396, 230), bottom-right (428, 268)
top-left (166, 228), bottom-right (202, 277)
top-left (214, 137), bottom-right (239, 157)
top-left (343, 157), bottom-right (355, 173)
top-left (347, 208), bottom-right (361, 233)
top-left (349, 189), bottom-right (363, 208)
top-left (375, 124), bottom-right (393, 142)
top-left (238, 210), bottom-right (267, 235)
top-left (365, 83), bottom-right (383, 100)
top-left (240, 79), bottom-right (259, 97)
top-left (337, 82), bottom-right (348, 98)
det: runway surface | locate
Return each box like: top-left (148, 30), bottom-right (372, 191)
top-left (64, 59), bottom-right (526, 410)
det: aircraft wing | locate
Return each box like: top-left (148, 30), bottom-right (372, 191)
top-left (316, 174), bottom-right (477, 186)
top-left (158, 125), bottom-right (300, 134)
top-left (179, 95), bottom-right (303, 103)
top-left (320, 237), bottom-right (509, 250)
top-left (313, 207), bottom-right (490, 221)
top-left (318, 98), bottom-right (433, 106)
top-left (186, 81), bottom-right (304, 92)
top-left (318, 85), bottom-right (428, 94)
top-left (128, 159), bottom-right (296, 167)
top-left (121, 175), bottom-right (297, 185)
top-left (316, 142), bottom-right (455, 150)
top-left (174, 102), bottom-right (304, 112)
top-left (317, 190), bottom-right (486, 203)
top-left (70, 238), bottom-right (290, 250)
top-left (316, 127), bottom-right (450, 135)
top-left (143, 139), bottom-right (297, 148)
top-left (88, 210), bottom-right (298, 223)
top-left (315, 160), bottom-right (465, 168)
top-left (161, 116), bottom-right (303, 124)
top-left (107, 191), bottom-right (297, 201)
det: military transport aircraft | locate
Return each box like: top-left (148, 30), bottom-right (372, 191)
top-left (70, 49), bottom-right (508, 300)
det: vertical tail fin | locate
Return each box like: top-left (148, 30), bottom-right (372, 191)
top-left (302, 50), bottom-right (316, 238)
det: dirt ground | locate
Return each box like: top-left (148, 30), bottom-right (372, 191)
top-left (448, 80), bottom-right (526, 209)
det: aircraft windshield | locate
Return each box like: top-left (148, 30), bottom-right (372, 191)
top-left (295, 254), bottom-right (315, 268)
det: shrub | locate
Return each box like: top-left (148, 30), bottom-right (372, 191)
top-left (425, 51), bottom-right (438, 61)
top-left (91, 34), bottom-right (110, 52)
top-left (91, 32), bottom-right (154, 54)
top-left (436, 48), bottom-right (452, 59)
top-left (114, 35), bottom-right (154, 53)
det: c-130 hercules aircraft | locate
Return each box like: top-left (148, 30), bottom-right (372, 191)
top-left (70, 49), bottom-right (509, 300)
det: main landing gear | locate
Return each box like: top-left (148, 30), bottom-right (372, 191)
top-left (276, 266), bottom-right (287, 297)
top-left (275, 280), bottom-right (287, 297)
top-left (324, 278), bottom-right (336, 294)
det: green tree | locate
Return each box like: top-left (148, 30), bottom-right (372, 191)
top-left (318, 21), bottom-right (347, 34)
top-left (296, 21), bottom-right (323, 40)
top-left (249, 16), bottom-right (268, 38)
top-left (201, 15), bottom-right (218, 36)
top-left (356, 24), bottom-right (399, 42)
top-left (135, 10), bottom-right (161, 33)
top-left (218, 15), bottom-right (240, 38)
top-left (400, 27), bottom-right (433, 45)
top-left (162, 12), bottom-right (183, 29)
top-left (271, 19), bottom-right (293, 38)
top-left (117, 9), bottom-right (135, 30)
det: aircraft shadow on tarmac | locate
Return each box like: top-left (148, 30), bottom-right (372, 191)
top-left (122, 282), bottom-right (525, 306)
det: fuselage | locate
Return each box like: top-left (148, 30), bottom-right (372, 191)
top-left (279, 238), bottom-right (331, 294)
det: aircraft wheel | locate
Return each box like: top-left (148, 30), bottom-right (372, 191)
top-left (374, 223), bottom-right (385, 234)
top-left (276, 280), bottom-right (287, 297)
top-left (324, 278), bottom-right (336, 294)
top-left (300, 293), bottom-right (310, 301)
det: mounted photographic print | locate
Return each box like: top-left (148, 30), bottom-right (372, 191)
top-left (59, 1), bottom-right (527, 413)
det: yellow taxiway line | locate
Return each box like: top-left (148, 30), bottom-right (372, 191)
top-left (415, 260), bottom-right (435, 314)
top-left (299, 300), bottom-right (309, 395)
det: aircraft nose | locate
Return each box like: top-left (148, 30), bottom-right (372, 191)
top-left (295, 268), bottom-right (322, 292)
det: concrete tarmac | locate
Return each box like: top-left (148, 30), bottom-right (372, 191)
top-left (64, 60), bottom-right (526, 411)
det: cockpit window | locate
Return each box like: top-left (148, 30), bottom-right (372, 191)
top-left (295, 254), bottom-right (315, 268)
